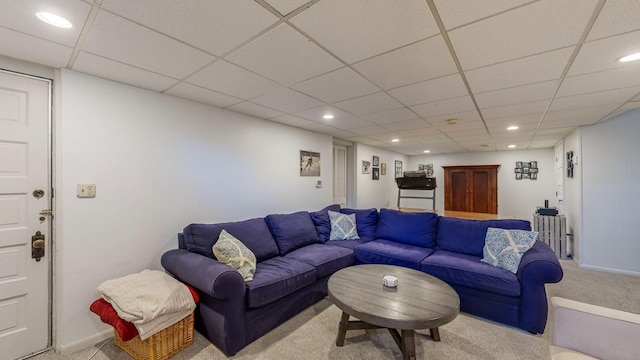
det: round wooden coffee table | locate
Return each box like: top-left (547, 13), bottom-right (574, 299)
top-left (328, 264), bottom-right (460, 360)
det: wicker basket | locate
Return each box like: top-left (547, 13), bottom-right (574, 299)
top-left (114, 312), bottom-right (194, 360)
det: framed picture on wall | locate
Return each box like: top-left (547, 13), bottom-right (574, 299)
top-left (362, 160), bottom-right (371, 174)
top-left (531, 173), bottom-right (538, 180)
top-left (381, 163), bottom-right (386, 175)
top-left (530, 161), bottom-right (538, 168)
top-left (516, 161), bottom-right (523, 168)
top-left (372, 156), bottom-right (379, 167)
top-left (516, 173), bottom-right (522, 180)
top-left (395, 160), bottom-right (403, 177)
top-left (300, 150), bottom-right (320, 176)
top-left (372, 167), bottom-right (380, 180)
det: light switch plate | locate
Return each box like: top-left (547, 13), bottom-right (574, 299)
top-left (77, 184), bottom-right (96, 198)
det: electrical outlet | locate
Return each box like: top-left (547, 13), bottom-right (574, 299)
top-left (77, 184), bottom-right (96, 198)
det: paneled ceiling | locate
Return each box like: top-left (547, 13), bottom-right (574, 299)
top-left (2, 0), bottom-right (640, 155)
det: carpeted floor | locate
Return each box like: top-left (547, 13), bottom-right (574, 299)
top-left (33, 259), bottom-right (640, 360)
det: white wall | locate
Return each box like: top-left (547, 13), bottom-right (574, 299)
top-left (354, 143), bottom-right (407, 209)
top-left (562, 129), bottom-right (582, 262)
top-left (580, 109), bottom-right (640, 275)
top-left (55, 70), bottom-right (333, 350)
top-left (405, 149), bottom-right (555, 221)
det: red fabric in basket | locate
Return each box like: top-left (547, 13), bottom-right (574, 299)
top-left (90, 284), bottom-right (199, 341)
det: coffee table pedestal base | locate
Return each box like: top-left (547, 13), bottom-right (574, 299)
top-left (335, 312), bottom-right (440, 360)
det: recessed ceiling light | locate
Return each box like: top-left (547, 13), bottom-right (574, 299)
top-left (391, 139), bottom-right (399, 142)
top-left (423, 150), bottom-right (430, 153)
top-left (617, 52), bottom-right (640, 63)
top-left (507, 126), bottom-right (519, 131)
top-left (36, 12), bottom-right (73, 28)
top-left (508, 144), bottom-right (517, 148)
top-left (322, 114), bottom-right (334, 120)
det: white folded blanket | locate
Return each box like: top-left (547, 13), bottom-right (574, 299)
top-left (98, 269), bottom-right (195, 340)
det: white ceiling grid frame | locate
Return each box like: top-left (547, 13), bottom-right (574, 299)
top-left (165, 82), bottom-right (243, 109)
top-left (98, 0), bottom-right (280, 56)
top-left (81, 10), bottom-right (214, 78)
top-left (289, 0), bottom-right (440, 64)
top-left (0, 27), bottom-right (74, 68)
top-left (389, 73), bottom-right (469, 107)
top-left (291, 67), bottom-right (380, 104)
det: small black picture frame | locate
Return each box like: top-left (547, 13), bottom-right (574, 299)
top-left (531, 173), bottom-right (538, 180)
top-left (372, 156), bottom-right (379, 167)
top-left (372, 167), bottom-right (380, 180)
top-left (530, 161), bottom-right (538, 168)
top-left (516, 173), bottom-right (522, 180)
top-left (516, 161), bottom-right (523, 168)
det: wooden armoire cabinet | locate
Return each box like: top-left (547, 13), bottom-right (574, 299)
top-left (443, 165), bottom-right (499, 214)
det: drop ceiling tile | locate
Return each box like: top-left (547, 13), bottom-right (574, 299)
top-left (587, 0), bottom-right (640, 41)
top-left (459, 142), bottom-right (498, 152)
top-left (558, 64), bottom-right (640, 96)
top-left (410, 96), bottom-right (476, 118)
top-left (73, 52), bottom-right (178, 92)
top-left (325, 129), bottom-right (357, 139)
top-left (100, 0), bottom-right (278, 56)
top-left (543, 104), bottom-right (618, 124)
top-left (487, 122), bottom-right (537, 134)
top-left (290, 0), bottom-right (439, 64)
top-left (82, 10), bottom-right (214, 79)
top-left (534, 127), bottom-right (577, 137)
top-left (334, 92), bottom-right (404, 116)
top-left (250, 86), bottom-right (323, 113)
top-left (164, 82), bottom-right (242, 108)
top-left (474, 80), bottom-right (559, 109)
top-left (423, 111), bottom-right (482, 126)
top-left (407, 133), bottom-right (453, 144)
top-left (488, 130), bottom-right (535, 141)
top-left (481, 100), bottom-right (548, 120)
top-left (383, 119), bottom-right (432, 132)
top-left (225, 23), bottom-right (342, 85)
top-left (529, 139), bottom-right (562, 148)
top-left (568, 30), bottom-right (640, 76)
top-left (324, 117), bottom-right (379, 130)
top-left (367, 132), bottom-right (403, 141)
top-left (294, 105), bottom-right (354, 122)
top-left (186, 60), bottom-right (280, 100)
top-left (353, 36), bottom-right (458, 90)
top-left (264, 0), bottom-right (310, 16)
top-left (291, 67), bottom-right (379, 103)
top-left (0, 27), bottom-right (73, 68)
top-left (449, 0), bottom-right (598, 70)
top-left (437, 120), bottom-right (486, 133)
top-left (0, 0), bottom-right (91, 47)
top-left (434, 0), bottom-right (533, 30)
top-left (550, 86), bottom-right (640, 111)
top-left (442, 131), bottom-right (490, 141)
top-left (349, 125), bottom-right (391, 136)
top-left (270, 114), bottom-right (320, 128)
top-left (398, 127), bottom-right (441, 137)
top-left (362, 108), bottom-right (420, 125)
top-left (226, 101), bottom-right (284, 119)
top-left (389, 74), bottom-right (468, 107)
top-left (465, 47), bottom-right (572, 93)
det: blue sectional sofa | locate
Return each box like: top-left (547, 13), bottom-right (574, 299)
top-left (161, 206), bottom-right (562, 356)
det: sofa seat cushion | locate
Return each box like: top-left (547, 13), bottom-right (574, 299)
top-left (421, 250), bottom-right (520, 297)
top-left (183, 218), bottom-right (279, 262)
top-left (325, 236), bottom-right (373, 251)
top-left (246, 257), bottom-right (316, 308)
top-left (265, 211), bottom-right (319, 256)
top-left (375, 208), bottom-right (438, 247)
top-left (285, 244), bottom-right (354, 278)
top-left (436, 217), bottom-right (532, 257)
top-left (355, 239), bottom-right (435, 270)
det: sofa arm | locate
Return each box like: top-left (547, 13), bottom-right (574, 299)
top-left (516, 241), bottom-right (563, 333)
top-left (551, 297), bottom-right (640, 360)
top-left (161, 249), bottom-right (245, 300)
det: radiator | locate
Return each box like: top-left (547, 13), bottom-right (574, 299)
top-left (533, 213), bottom-right (569, 259)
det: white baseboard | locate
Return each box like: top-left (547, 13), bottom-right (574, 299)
top-left (56, 329), bottom-right (112, 355)
top-left (579, 263), bottom-right (640, 277)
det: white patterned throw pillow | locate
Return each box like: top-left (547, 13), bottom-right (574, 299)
top-left (213, 229), bottom-right (257, 281)
top-left (328, 210), bottom-right (360, 241)
top-left (481, 227), bottom-right (538, 274)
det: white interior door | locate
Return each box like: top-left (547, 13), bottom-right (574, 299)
top-left (0, 71), bottom-right (51, 359)
top-left (333, 146), bottom-right (347, 206)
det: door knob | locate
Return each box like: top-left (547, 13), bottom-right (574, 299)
top-left (33, 189), bottom-right (45, 198)
top-left (32, 231), bottom-right (45, 261)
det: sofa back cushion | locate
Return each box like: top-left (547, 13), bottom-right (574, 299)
top-left (183, 218), bottom-right (279, 262)
top-left (340, 208), bottom-right (378, 238)
top-left (436, 217), bottom-right (531, 257)
top-left (265, 211), bottom-right (319, 256)
top-left (375, 208), bottom-right (438, 248)
top-left (309, 204), bottom-right (341, 243)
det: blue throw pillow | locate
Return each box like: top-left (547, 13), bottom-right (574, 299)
top-left (340, 208), bottom-right (378, 238)
top-left (328, 210), bottom-right (360, 240)
top-left (375, 208), bottom-right (438, 248)
top-left (309, 204), bottom-right (341, 243)
top-left (481, 227), bottom-right (538, 273)
top-left (265, 211), bottom-right (319, 256)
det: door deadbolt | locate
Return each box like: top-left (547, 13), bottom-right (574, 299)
top-left (32, 231), bottom-right (45, 262)
top-left (33, 189), bottom-right (45, 199)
